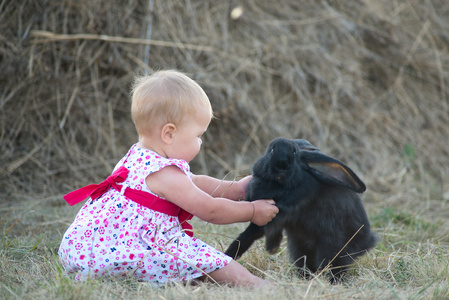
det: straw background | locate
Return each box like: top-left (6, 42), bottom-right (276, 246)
top-left (2, 1), bottom-right (449, 204)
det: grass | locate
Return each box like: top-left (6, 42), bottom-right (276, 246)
top-left (1, 195), bottom-right (448, 300)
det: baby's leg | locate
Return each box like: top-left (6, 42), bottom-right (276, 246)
top-left (205, 260), bottom-right (272, 287)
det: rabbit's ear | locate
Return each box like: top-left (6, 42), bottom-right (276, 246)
top-left (293, 139), bottom-right (319, 151)
top-left (302, 151), bottom-right (366, 193)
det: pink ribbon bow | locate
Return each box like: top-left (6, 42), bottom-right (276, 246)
top-left (63, 166), bottom-right (129, 206)
top-left (62, 166), bottom-right (194, 237)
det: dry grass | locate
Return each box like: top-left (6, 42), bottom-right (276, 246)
top-left (1, 0), bottom-right (449, 299)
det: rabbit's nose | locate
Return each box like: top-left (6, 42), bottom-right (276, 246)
top-left (275, 159), bottom-right (289, 170)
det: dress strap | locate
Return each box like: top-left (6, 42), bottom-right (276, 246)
top-left (63, 166), bottom-right (194, 237)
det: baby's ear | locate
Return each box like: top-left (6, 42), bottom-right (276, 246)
top-left (161, 123), bottom-right (176, 144)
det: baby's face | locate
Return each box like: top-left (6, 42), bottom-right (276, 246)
top-left (171, 104), bottom-right (211, 162)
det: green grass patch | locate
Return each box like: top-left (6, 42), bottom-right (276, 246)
top-left (1, 197), bottom-right (449, 299)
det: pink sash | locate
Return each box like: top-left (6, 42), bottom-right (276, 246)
top-left (63, 166), bottom-right (194, 236)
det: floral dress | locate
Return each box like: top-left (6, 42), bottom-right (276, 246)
top-left (59, 144), bottom-right (232, 286)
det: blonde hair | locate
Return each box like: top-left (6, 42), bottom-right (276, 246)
top-left (131, 70), bottom-right (213, 136)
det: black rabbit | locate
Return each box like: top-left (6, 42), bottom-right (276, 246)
top-left (225, 137), bottom-right (377, 282)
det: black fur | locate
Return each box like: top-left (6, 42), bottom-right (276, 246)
top-left (225, 137), bottom-right (377, 282)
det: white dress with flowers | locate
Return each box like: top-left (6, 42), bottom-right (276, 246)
top-left (59, 144), bottom-right (232, 286)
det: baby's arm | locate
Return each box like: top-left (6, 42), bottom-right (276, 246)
top-left (147, 167), bottom-right (277, 225)
top-left (192, 174), bottom-right (252, 201)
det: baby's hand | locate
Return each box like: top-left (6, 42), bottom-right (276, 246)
top-left (250, 199), bottom-right (279, 226)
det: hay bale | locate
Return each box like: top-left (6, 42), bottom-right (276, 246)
top-left (1, 0), bottom-right (448, 209)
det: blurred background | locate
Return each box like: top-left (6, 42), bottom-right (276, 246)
top-left (1, 0), bottom-right (448, 222)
